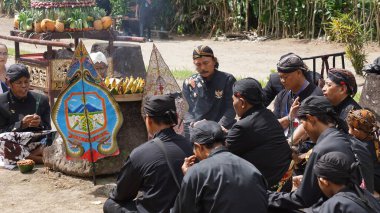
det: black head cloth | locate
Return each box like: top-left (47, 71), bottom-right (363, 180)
top-left (190, 120), bottom-right (225, 145)
top-left (297, 96), bottom-right (337, 118)
top-left (193, 45), bottom-right (214, 60)
top-left (233, 77), bottom-right (264, 105)
top-left (277, 52), bottom-right (307, 73)
top-left (6, 63), bottom-right (30, 83)
top-left (327, 68), bottom-right (357, 96)
top-left (143, 94), bottom-right (176, 117)
top-left (314, 151), bottom-right (355, 184)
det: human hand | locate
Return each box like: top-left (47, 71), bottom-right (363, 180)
top-left (22, 114), bottom-right (41, 128)
top-left (181, 155), bottom-right (197, 175)
top-left (192, 119), bottom-right (206, 128)
top-left (221, 125), bottom-right (228, 134)
top-left (289, 97), bottom-right (300, 120)
top-left (292, 175), bottom-right (303, 189)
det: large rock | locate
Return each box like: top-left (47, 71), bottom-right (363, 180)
top-left (359, 73), bottom-right (380, 121)
top-left (43, 100), bottom-right (148, 177)
top-left (91, 43), bottom-right (146, 79)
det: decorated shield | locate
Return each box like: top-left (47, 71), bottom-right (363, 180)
top-left (52, 41), bottom-right (123, 162)
top-left (143, 44), bottom-right (188, 133)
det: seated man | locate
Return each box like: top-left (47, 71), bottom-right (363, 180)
top-left (0, 43), bottom-right (9, 94)
top-left (90, 52), bottom-right (108, 79)
top-left (268, 96), bottom-right (374, 212)
top-left (346, 109), bottom-right (380, 196)
top-left (263, 69), bottom-right (321, 107)
top-left (103, 95), bottom-right (193, 213)
top-left (172, 120), bottom-right (268, 213)
top-left (0, 64), bottom-right (51, 165)
top-left (273, 53), bottom-right (323, 133)
top-left (315, 152), bottom-right (380, 212)
top-left (323, 68), bottom-right (361, 132)
top-left (183, 45), bottom-right (236, 139)
top-left (226, 78), bottom-right (292, 191)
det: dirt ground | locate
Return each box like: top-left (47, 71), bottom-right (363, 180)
top-left (0, 16), bottom-right (379, 212)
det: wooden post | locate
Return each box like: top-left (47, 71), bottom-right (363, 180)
top-left (15, 41), bottom-right (20, 60)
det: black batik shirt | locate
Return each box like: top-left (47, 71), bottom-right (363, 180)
top-left (183, 70), bottom-right (236, 128)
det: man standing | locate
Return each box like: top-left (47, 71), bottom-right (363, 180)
top-left (136, 0), bottom-right (153, 42)
top-left (183, 45), bottom-right (236, 139)
top-left (226, 78), bottom-right (292, 191)
top-left (103, 95), bottom-right (193, 213)
top-left (173, 120), bottom-right (268, 213)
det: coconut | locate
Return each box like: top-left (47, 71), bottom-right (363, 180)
top-left (34, 21), bottom-right (43, 33)
top-left (41, 19), bottom-right (56, 32)
top-left (101, 16), bottom-right (112, 29)
top-left (94, 20), bottom-right (103, 31)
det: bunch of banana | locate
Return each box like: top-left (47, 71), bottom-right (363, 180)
top-left (104, 76), bottom-right (145, 95)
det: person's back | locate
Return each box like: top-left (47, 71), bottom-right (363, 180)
top-left (226, 77), bottom-right (291, 190)
top-left (227, 106), bottom-right (291, 189)
top-left (174, 147), bottom-right (268, 213)
top-left (314, 152), bottom-right (380, 213)
top-left (318, 188), bottom-right (380, 213)
top-left (104, 95), bottom-right (193, 213)
top-left (129, 129), bottom-right (192, 212)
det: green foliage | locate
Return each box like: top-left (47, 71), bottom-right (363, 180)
top-left (329, 13), bottom-right (367, 75)
top-left (2, 0), bottom-right (30, 16)
top-left (171, 69), bottom-right (195, 80)
top-left (7, 47), bottom-right (32, 56)
top-left (109, 0), bottom-right (130, 16)
top-left (353, 91), bottom-right (361, 103)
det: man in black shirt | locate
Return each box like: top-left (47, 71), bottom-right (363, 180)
top-left (322, 68), bottom-right (361, 132)
top-left (226, 78), bottom-right (292, 191)
top-left (315, 152), bottom-right (380, 213)
top-left (173, 120), bottom-right (268, 213)
top-left (0, 64), bottom-right (51, 165)
top-left (103, 95), bottom-right (193, 213)
top-left (263, 70), bottom-right (321, 107)
top-left (273, 53), bottom-right (323, 134)
top-left (182, 45), bottom-right (236, 139)
top-left (268, 96), bottom-right (374, 212)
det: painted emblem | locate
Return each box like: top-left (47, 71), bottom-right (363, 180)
top-left (215, 90), bottom-right (223, 99)
top-left (52, 41), bottom-right (123, 162)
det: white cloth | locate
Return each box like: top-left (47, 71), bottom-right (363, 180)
top-left (90, 52), bottom-right (108, 65)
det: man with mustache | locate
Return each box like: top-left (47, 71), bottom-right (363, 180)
top-left (182, 45), bottom-right (236, 139)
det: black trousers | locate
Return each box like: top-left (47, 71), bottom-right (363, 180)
top-left (103, 198), bottom-right (137, 213)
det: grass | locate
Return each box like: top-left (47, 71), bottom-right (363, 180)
top-left (171, 69), bottom-right (196, 80)
top-left (170, 69), bottom-right (268, 87)
top-left (7, 47), bottom-right (32, 57)
top-left (353, 92), bottom-right (361, 102)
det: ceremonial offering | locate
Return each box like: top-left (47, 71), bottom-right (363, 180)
top-left (17, 159), bottom-right (35, 173)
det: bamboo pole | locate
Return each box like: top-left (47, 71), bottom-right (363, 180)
top-left (0, 34), bottom-right (74, 48)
